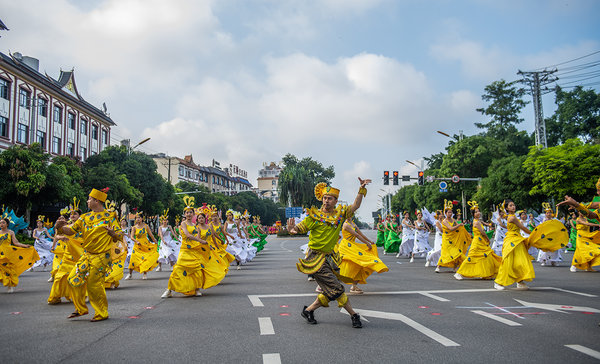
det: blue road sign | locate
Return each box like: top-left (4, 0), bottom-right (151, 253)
top-left (285, 207), bottom-right (304, 218)
top-left (439, 181), bottom-right (448, 189)
top-left (439, 188), bottom-right (448, 193)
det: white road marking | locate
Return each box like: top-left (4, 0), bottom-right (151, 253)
top-left (350, 308), bottom-right (460, 347)
top-left (420, 292), bottom-right (450, 302)
top-left (263, 353), bottom-right (282, 364)
top-left (471, 310), bottom-right (522, 326)
top-left (537, 287), bottom-right (597, 297)
top-left (565, 345), bottom-right (600, 360)
top-left (279, 240), bottom-right (293, 253)
top-left (514, 299), bottom-right (600, 314)
top-left (249, 293), bottom-right (316, 307)
top-left (485, 302), bottom-right (525, 319)
top-left (258, 317), bottom-right (275, 335)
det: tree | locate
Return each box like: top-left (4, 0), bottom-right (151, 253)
top-left (545, 86), bottom-right (600, 146)
top-left (82, 163), bottom-right (143, 208)
top-left (523, 139), bottom-right (600, 202)
top-left (278, 154), bottom-right (335, 207)
top-left (476, 80), bottom-right (529, 138)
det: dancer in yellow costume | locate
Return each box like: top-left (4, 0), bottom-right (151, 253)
top-left (195, 204), bottom-right (228, 288)
top-left (104, 201), bottom-right (128, 289)
top-left (288, 178), bottom-right (371, 329)
top-left (0, 215), bottom-right (40, 293)
top-left (48, 201), bottom-right (85, 304)
top-left (55, 188), bottom-right (123, 322)
top-left (494, 199), bottom-right (568, 290)
top-left (49, 210), bottom-right (69, 283)
top-left (208, 207), bottom-right (236, 269)
top-left (337, 218), bottom-right (388, 293)
top-left (454, 201), bottom-right (501, 280)
top-left (162, 197), bottom-right (211, 298)
top-left (126, 212), bottom-right (158, 280)
top-left (569, 210), bottom-right (600, 272)
top-left (436, 200), bottom-right (471, 273)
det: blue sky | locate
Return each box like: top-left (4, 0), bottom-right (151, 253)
top-left (1, 0), bottom-right (598, 218)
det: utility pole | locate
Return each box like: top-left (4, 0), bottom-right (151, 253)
top-left (517, 69), bottom-right (558, 149)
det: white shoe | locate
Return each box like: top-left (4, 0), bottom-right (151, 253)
top-left (395, 253), bottom-right (400, 258)
top-left (494, 283), bottom-right (505, 291)
top-left (307, 276), bottom-right (315, 281)
top-left (124, 273), bottom-right (132, 280)
top-left (425, 261), bottom-right (430, 267)
top-left (236, 265), bottom-right (241, 270)
top-left (383, 251), bottom-right (387, 255)
top-left (540, 263), bottom-right (546, 266)
top-left (454, 273), bottom-right (464, 280)
top-left (410, 257), bottom-right (414, 263)
top-left (142, 273), bottom-right (147, 280)
top-left (7, 286), bottom-right (15, 294)
top-left (195, 290), bottom-right (202, 297)
top-left (516, 282), bottom-right (529, 290)
top-left (435, 266), bottom-right (440, 273)
top-left (315, 286), bottom-right (322, 292)
top-left (570, 265), bottom-right (577, 273)
top-left (161, 289), bottom-right (172, 298)
top-left (47, 276), bottom-right (54, 283)
top-left (155, 266), bottom-right (162, 272)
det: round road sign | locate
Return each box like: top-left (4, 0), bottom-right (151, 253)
top-left (439, 181), bottom-right (448, 189)
top-left (451, 175), bottom-right (460, 183)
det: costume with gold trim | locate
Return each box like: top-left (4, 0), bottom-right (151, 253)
top-left (0, 231), bottom-right (39, 287)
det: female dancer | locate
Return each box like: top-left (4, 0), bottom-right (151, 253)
top-left (398, 212), bottom-right (414, 258)
top-left (104, 218), bottom-right (128, 289)
top-left (566, 210), bottom-right (578, 252)
top-left (425, 211), bottom-right (443, 267)
top-left (0, 217), bottom-right (39, 293)
top-left (49, 208), bottom-right (71, 282)
top-left (375, 217), bottom-right (386, 248)
top-left (494, 199), bottom-right (568, 290)
top-left (436, 200), bottom-right (471, 273)
top-left (157, 209), bottom-right (181, 272)
top-left (32, 216), bottom-right (54, 273)
top-left (569, 210), bottom-right (600, 272)
top-left (454, 201), bottom-right (501, 280)
top-left (225, 210), bottom-right (250, 269)
top-left (337, 218), bottom-right (388, 293)
top-left (384, 214), bottom-right (401, 255)
top-left (491, 205), bottom-right (507, 256)
top-left (239, 213), bottom-right (258, 261)
top-left (249, 216), bottom-right (268, 253)
top-left (125, 213), bottom-right (159, 280)
top-left (208, 208), bottom-right (236, 270)
top-left (411, 210), bottom-right (432, 263)
top-left (537, 203), bottom-right (563, 266)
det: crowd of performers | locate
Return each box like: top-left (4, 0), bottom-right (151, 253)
top-left (0, 188), bottom-right (270, 322)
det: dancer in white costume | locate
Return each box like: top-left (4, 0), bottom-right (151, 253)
top-left (518, 211), bottom-right (538, 258)
top-left (397, 212), bottom-right (414, 258)
top-left (537, 203), bottom-right (563, 266)
top-left (156, 209), bottom-right (181, 271)
top-left (121, 219), bottom-right (134, 268)
top-left (239, 213), bottom-right (258, 260)
top-left (225, 210), bottom-right (250, 269)
top-left (425, 211), bottom-right (443, 267)
top-left (491, 206), bottom-right (507, 256)
top-left (411, 210), bottom-right (432, 262)
top-left (32, 216), bottom-right (53, 272)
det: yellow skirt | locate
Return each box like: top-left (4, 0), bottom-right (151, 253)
top-left (48, 256), bottom-right (77, 303)
top-left (50, 241), bottom-right (66, 278)
top-left (337, 239), bottom-right (388, 284)
top-left (438, 227), bottom-right (471, 268)
top-left (167, 246), bottom-right (208, 295)
top-left (572, 228), bottom-right (600, 270)
top-left (129, 240), bottom-right (159, 273)
top-left (105, 251), bottom-right (127, 288)
top-left (457, 236), bottom-right (501, 279)
top-left (0, 245), bottom-right (40, 287)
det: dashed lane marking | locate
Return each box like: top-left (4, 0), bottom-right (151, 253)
top-left (258, 317), bottom-right (275, 335)
top-left (565, 345), bottom-right (600, 360)
top-left (262, 353), bottom-right (282, 364)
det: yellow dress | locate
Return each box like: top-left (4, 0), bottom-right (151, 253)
top-left (337, 223), bottom-right (388, 284)
top-left (48, 234), bottom-right (84, 303)
top-left (571, 222), bottom-right (600, 270)
top-left (456, 220), bottom-right (501, 278)
top-left (128, 226), bottom-right (159, 273)
top-left (200, 226), bottom-right (228, 288)
top-left (495, 215), bottom-right (567, 286)
top-left (50, 239), bottom-right (66, 279)
top-left (438, 220), bottom-right (471, 268)
top-left (0, 232), bottom-right (40, 287)
top-left (104, 237), bottom-right (128, 288)
top-left (209, 224), bottom-right (236, 267)
top-left (167, 223), bottom-right (209, 295)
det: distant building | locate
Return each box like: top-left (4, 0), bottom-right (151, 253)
top-left (0, 51), bottom-right (115, 160)
top-left (257, 162), bottom-right (282, 202)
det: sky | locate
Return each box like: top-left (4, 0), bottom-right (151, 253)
top-left (1, 0), bottom-right (599, 220)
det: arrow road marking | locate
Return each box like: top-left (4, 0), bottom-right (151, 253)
top-left (514, 299), bottom-right (600, 314)
top-left (471, 310), bottom-right (522, 326)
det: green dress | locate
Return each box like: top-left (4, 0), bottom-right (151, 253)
top-left (248, 224), bottom-right (267, 253)
top-left (384, 222), bottom-right (402, 254)
top-left (375, 223), bottom-right (385, 247)
top-left (567, 218), bottom-right (577, 251)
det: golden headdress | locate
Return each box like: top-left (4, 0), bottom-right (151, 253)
top-left (498, 200), bottom-right (506, 214)
top-left (105, 199), bottom-right (117, 213)
top-left (233, 211), bottom-right (241, 219)
top-left (70, 197), bottom-right (81, 213)
top-left (444, 199), bottom-right (453, 212)
top-left (44, 217), bottom-right (53, 228)
top-left (175, 215), bottom-right (181, 226)
top-left (196, 203), bottom-right (214, 216)
top-left (542, 202), bottom-right (556, 217)
top-left (160, 208), bottom-right (169, 222)
top-left (37, 215), bottom-right (45, 222)
top-left (415, 209), bottom-right (422, 215)
top-left (314, 182), bottom-right (340, 200)
top-left (183, 195), bottom-right (195, 212)
top-left (89, 188), bottom-right (109, 203)
top-left (467, 200), bottom-right (479, 211)
top-left (60, 206), bottom-right (70, 216)
top-left (242, 209), bottom-right (250, 219)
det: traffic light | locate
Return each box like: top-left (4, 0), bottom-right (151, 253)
top-left (383, 171), bottom-right (389, 185)
top-left (417, 171), bottom-right (424, 186)
top-left (393, 171), bottom-right (399, 185)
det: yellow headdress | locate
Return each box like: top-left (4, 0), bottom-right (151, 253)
top-left (60, 206), bottom-right (70, 216)
top-left (226, 209), bottom-right (235, 216)
top-left (542, 202), bottom-right (556, 217)
top-left (314, 182), bottom-right (340, 200)
top-left (435, 210), bottom-right (443, 218)
top-left (498, 200), bottom-right (506, 214)
top-left (196, 203), bottom-right (213, 216)
top-left (89, 188), bottom-right (109, 203)
top-left (105, 199), bottom-right (116, 213)
top-left (415, 209), bottom-right (422, 215)
top-left (444, 199), bottom-right (453, 212)
top-left (242, 209), bottom-right (250, 219)
top-left (175, 215), bottom-right (181, 226)
top-left (233, 211), bottom-right (241, 219)
top-left (183, 195), bottom-right (195, 212)
top-left (160, 208), bottom-right (169, 222)
top-left (467, 200), bottom-right (479, 211)
top-left (70, 197), bottom-right (81, 213)
top-left (37, 215), bottom-right (45, 222)
top-left (44, 217), bottom-right (53, 228)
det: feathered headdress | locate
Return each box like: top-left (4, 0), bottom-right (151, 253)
top-left (242, 209), bottom-right (250, 219)
top-left (226, 209), bottom-right (235, 216)
top-left (44, 217), bottom-right (53, 228)
top-left (70, 197), bottom-right (81, 213)
top-left (183, 196), bottom-right (195, 212)
top-left (160, 208), bottom-right (169, 222)
top-left (105, 199), bottom-right (117, 213)
top-left (444, 199), bottom-right (453, 212)
top-left (37, 215), bottom-right (45, 223)
top-left (196, 203), bottom-right (214, 216)
top-left (498, 200), bottom-right (506, 214)
top-left (175, 215), bottom-right (181, 226)
top-left (60, 206), bottom-right (70, 216)
top-left (542, 202), bottom-right (556, 217)
top-left (415, 209), bottom-right (422, 215)
top-left (233, 211), bottom-right (242, 219)
top-left (314, 182), bottom-right (340, 200)
top-left (468, 200), bottom-right (479, 211)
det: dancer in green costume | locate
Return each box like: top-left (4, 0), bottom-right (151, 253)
top-left (384, 214), bottom-right (402, 254)
top-left (249, 216), bottom-right (268, 252)
top-left (375, 217), bottom-right (386, 247)
top-left (566, 211), bottom-right (577, 252)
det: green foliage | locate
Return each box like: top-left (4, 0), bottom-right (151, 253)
top-left (524, 139), bottom-right (600, 201)
top-left (278, 154), bottom-right (335, 207)
top-left (545, 86), bottom-right (600, 146)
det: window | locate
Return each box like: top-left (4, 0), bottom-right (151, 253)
top-left (178, 166), bottom-right (184, 176)
top-left (53, 106), bottom-right (62, 124)
top-left (52, 137), bottom-right (61, 154)
top-left (80, 146), bottom-right (87, 161)
top-left (0, 78), bottom-right (9, 100)
top-left (38, 98), bottom-right (48, 117)
top-left (0, 116), bottom-right (7, 138)
top-left (68, 113), bottom-right (75, 129)
top-left (19, 89), bottom-right (30, 109)
top-left (80, 119), bottom-right (87, 135)
top-left (67, 142), bottom-right (74, 157)
top-left (101, 129), bottom-right (108, 144)
top-left (92, 124), bottom-right (98, 140)
top-left (213, 176), bottom-right (215, 184)
top-left (36, 130), bottom-right (46, 147)
top-left (17, 123), bottom-right (28, 143)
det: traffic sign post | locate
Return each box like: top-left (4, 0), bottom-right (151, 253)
top-left (451, 175), bottom-right (460, 183)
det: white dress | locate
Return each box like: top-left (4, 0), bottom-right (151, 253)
top-left (412, 221), bottom-right (432, 256)
top-left (491, 219), bottom-right (507, 256)
top-left (425, 222), bottom-right (443, 266)
top-left (123, 227), bottom-right (135, 267)
top-left (158, 227), bottom-right (181, 265)
top-left (398, 220), bottom-right (415, 257)
top-left (32, 229), bottom-right (53, 269)
top-left (520, 218), bottom-right (538, 257)
top-left (225, 222), bottom-right (250, 264)
top-left (536, 217), bottom-right (563, 265)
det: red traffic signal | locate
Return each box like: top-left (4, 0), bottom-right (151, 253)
top-left (417, 171), bottom-right (424, 186)
top-left (383, 171), bottom-right (389, 185)
top-left (392, 171), bottom-right (399, 185)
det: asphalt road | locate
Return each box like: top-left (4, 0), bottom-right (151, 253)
top-left (1, 231), bottom-right (599, 363)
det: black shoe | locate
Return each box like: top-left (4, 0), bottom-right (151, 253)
top-left (301, 306), bottom-right (317, 324)
top-left (351, 313), bottom-right (362, 328)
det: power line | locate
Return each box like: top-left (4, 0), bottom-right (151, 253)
top-left (533, 50), bottom-right (600, 71)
